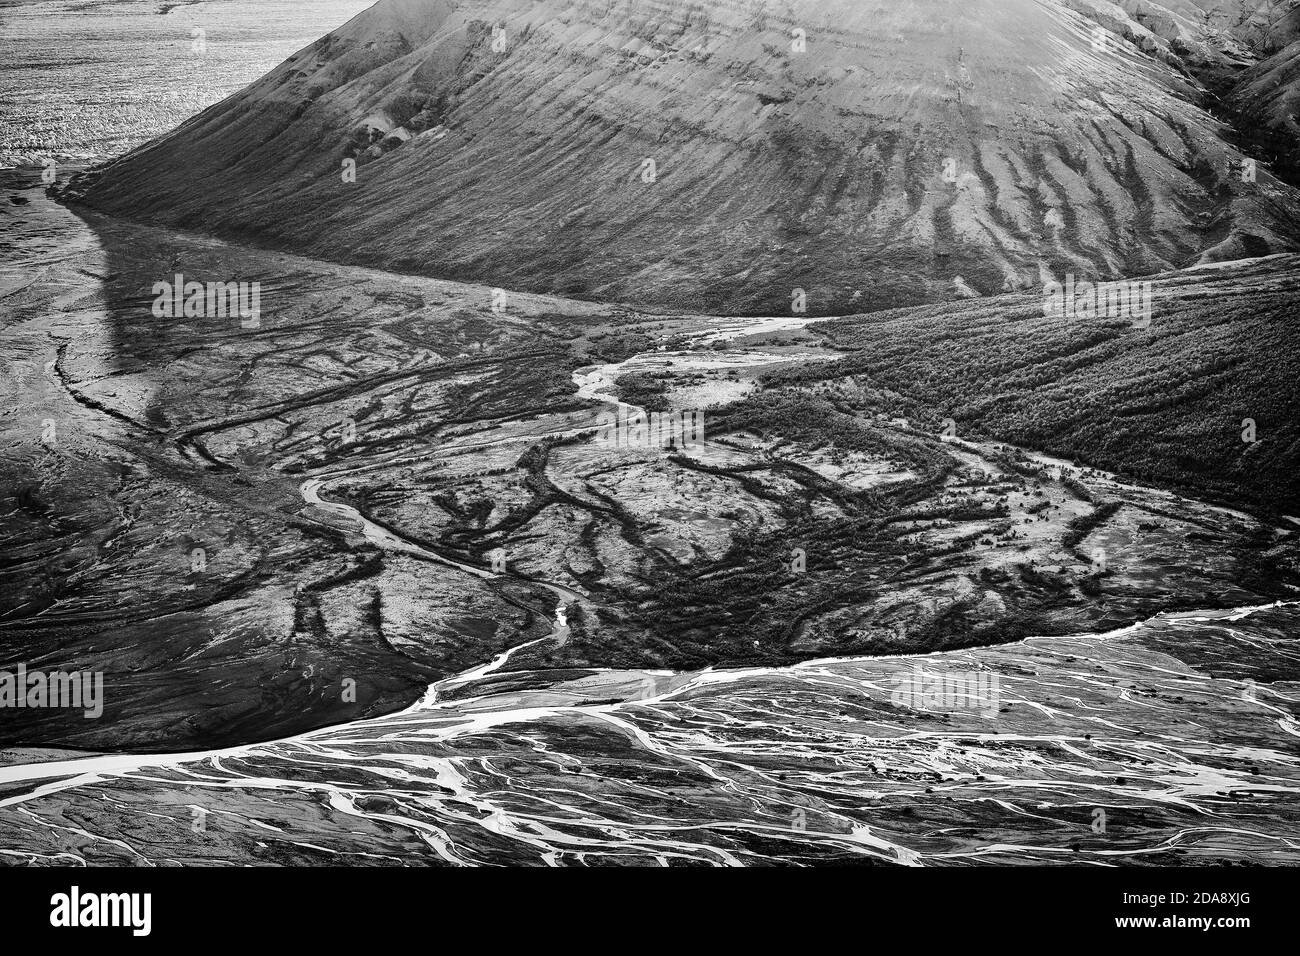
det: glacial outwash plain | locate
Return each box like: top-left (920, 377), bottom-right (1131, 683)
top-left (1, 0), bottom-right (1299, 865)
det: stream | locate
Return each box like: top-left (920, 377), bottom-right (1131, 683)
top-left (1, 185), bottom-right (1298, 866)
top-left (4, 346), bottom-right (1299, 864)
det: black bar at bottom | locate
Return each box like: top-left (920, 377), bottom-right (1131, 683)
top-left (0, 866), bottom-right (1280, 943)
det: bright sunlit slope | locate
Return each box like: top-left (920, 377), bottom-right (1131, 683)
top-left (70, 0), bottom-right (1300, 313)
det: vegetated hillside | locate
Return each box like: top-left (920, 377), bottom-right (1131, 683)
top-left (67, 0), bottom-right (1300, 314)
top-left (1231, 37), bottom-right (1300, 179)
top-left (770, 254), bottom-right (1300, 513)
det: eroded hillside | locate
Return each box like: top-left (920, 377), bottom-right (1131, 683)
top-left (67, 0), bottom-right (1300, 313)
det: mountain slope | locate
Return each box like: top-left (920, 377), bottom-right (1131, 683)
top-left (1231, 37), bottom-right (1300, 177)
top-left (70, 0), bottom-right (1300, 313)
top-left (1060, 0), bottom-right (1300, 70)
top-left (772, 253), bottom-right (1300, 512)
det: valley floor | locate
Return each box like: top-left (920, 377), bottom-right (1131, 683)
top-left (1, 170), bottom-right (1298, 864)
top-left (2, 602), bottom-right (1298, 865)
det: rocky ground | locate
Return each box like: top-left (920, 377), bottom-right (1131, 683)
top-left (0, 0), bottom-right (372, 167)
top-left (1, 602), bottom-right (1297, 866)
top-left (3, 170), bottom-right (1297, 757)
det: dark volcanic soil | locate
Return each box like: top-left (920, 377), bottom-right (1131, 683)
top-left (3, 172), bottom-right (1298, 755)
